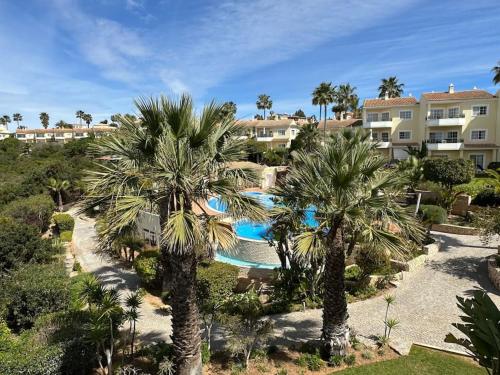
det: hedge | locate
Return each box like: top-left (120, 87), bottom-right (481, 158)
top-left (472, 188), bottom-right (500, 207)
top-left (134, 250), bottom-right (162, 289)
top-left (418, 204), bottom-right (448, 224)
top-left (196, 261), bottom-right (239, 307)
top-left (53, 213), bottom-right (75, 232)
top-left (1, 194), bottom-right (55, 232)
top-left (422, 158), bottom-right (474, 188)
top-left (60, 230), bottom-right (73, 242)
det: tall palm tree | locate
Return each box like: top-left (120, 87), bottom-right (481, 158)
top-left (76, 110), bottom-right (85, 127)
top-left (220, 101), bottom-right (237, 121)
top-left (492, 62), bottom-right (500, 85)
top-left (12, 113), bottom-right (23, 129)
top-left (81, 94), bottom-right (265, 374)
top-left (256, 94), bottom-right (272, 119)
top-left (82, 113), bottom-right (93, 128)
top-left (47, 177), bottom-right (70, 211)
top-left (334, 84), bottom-right (357, 119)
top-left (39, 112), bottom-right (49, 129)
top-left (349, 95), bottom-right (361, 118)
top-left (311, 82), bottom-right (336, 141)
top-left (281, 129), bottom-right (422, 357)
top-left (378, 76), bottom-right (404, 98)
top-left (0, 116), bottom-right (8, 129)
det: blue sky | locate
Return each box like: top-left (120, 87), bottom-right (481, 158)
top-left (0, 0), bottom-right (499, 128)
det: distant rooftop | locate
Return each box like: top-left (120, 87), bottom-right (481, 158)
top-left (363, 97), bottom-right (418, 108)
top-left (422, 89), bottom-right (495, 101)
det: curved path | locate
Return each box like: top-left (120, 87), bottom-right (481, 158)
top-left (71, 209), bottom-right (499, 354)
top-left (70, 208), bottom-right (172, 344)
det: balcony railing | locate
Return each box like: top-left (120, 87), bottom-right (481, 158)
top-left (257, 133), bottom-right (273, 138)
top-left (368, 117), bottom-right (392, 122)
top-left (424, 138), bottom-right (464, 144)
top-left (373, 138), bottom-right (392, 142)
top-left (426, 113), bottom-right (465, 120)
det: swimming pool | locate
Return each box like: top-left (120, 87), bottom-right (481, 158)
top-left (207, 192), bottom-right (318, 268)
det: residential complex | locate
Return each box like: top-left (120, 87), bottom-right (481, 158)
top-left (363, 85), bottom-right (500, 168)
top-left (236, 119), bottom-right (304, 148)
top-left (0, 124), bottom-right (116, 143)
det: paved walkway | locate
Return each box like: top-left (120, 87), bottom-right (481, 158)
top-left (70, 208), bottom-right (172, 344)
top-left (71, 210), bottom-right (499, 354)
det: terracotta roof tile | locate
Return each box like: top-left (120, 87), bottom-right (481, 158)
top-left (422, 90), bottom-right (494, 101)
top-left (321, 119), bottom-right (362, 130)
top-left (364, 97), bottom-right (417, 108)
top-left (237, 119), bottom-right (299, 128)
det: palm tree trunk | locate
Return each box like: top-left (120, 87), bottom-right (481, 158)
top-left (319, 104), bottom-right (322, 122)
top-left (322, 225), bottom-right (349, 358)
top-left (169, 250), bottom-right (202, 375)
top-left (263, 108), bottom-right (266, 120)
top-left (58, 191), bottom-right (63, 212)
top-left (323, 106), bottom-right (327, 142)
top-left (131, 320), bottom-right (136, 358)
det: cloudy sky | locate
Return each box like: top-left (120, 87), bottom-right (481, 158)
top-left (0, 0), bottom-right (499, 127)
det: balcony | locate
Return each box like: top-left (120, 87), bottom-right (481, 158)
top-left (373, 138), bottom-right (392, 148)
top-left (424, 138), bottom-right (464, 151)
top-left (363, 119), bottom-right (392, 129)
top-left (256, 133), bottom-right (274, 142)
top-left (426, 113), bottom-right (465, 127)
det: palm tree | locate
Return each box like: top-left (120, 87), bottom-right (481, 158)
top-left (256, 94), bottom-right (272, 119)
top-left (125, 291), bottom-right (143, 358)
top-left (39, 112), bottom-right (49, 129)
top-left (281, 129), bottom-right (422, 357)
top-left (349, 95), bottom-right (361, 118)
top-left (81, 94), bottom-right (265, 374)
top-left (47, 177), bottom-right (70, 211)
top-left (0, 116), bottom-right (7, 129)
top-left (378, 76), bottom-right (404, 98)
top-left (12, 113), bottom-right (23, 128)
top-left (291, 122), bottom-right (320, 153)
top-left (76, 110), bottom-right (85, 127)
top-left (82, 113), bottom-right (93, 128)
top-left (334, 84), bottom-right (357, 119)
top-left (311, 82), bottom-right (336, 141)
top-left (220, 101), bottom-right (237, 121)
top-left (492, 62), bottom-right (500, 85)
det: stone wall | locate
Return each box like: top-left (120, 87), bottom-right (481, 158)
top-left (488, 256), bottom-right (500, 290)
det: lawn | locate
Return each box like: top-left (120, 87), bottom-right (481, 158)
top-left (337, 346), bottom-right (484, 375)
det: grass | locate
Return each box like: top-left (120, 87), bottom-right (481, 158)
top-left (335, 346), bottom-right (484, 375)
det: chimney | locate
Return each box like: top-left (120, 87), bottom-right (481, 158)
top-left (448, 83), bottom-right (455, 94)
top-left (409, 93), bottom-right (413, 97)
top-left (384, 91), bottom-right (389, 100)
top-left (473, 86), bottom-right (478, 90)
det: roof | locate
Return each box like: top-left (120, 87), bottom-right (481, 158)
top-left (227, 161), bottom-right (266, 171)
top-left (364, 97), bottom-right (418, 108)
top-left (422, 89), bottom-right (494, 101)
top-left (321, 118), bottom-right (363, 130)
top-left (16, 126), bottom-right (116, 134)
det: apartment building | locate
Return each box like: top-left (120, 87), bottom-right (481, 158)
top-left (363, 85), bottom-right (500, 168)
top-left (0, 125), bottom-right (14, 140)
top-left (236, 119), bottom-right (303, 149)
top-left (13, 125), bottom-right (116, 143)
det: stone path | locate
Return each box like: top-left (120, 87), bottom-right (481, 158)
top-left (270, 232), bottom-right (500, 354)
top-left (70, 208), bottom-right (172, 344)
top-left (71, 210), bottom-right (500, 354)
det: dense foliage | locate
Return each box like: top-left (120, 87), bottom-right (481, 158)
top-left (53, 213), bottom-right (75, 232)
top-left (1, 194), bottom-right (55, 232)
top-left (472, 188), bottom-right (500, 207)
top-left (0, 216), bottom-right (55, 274)
top-left (422, 159), bottom-right (474, 188)
top-left (134, 250), bottom-right (162, 290)
top-left (417, 204), bottom-right (448, 225)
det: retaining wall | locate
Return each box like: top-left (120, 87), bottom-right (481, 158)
top-left (488, 256), bottom-right (500, 290)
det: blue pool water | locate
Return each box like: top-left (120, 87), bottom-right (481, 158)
top-left (207, 192), bottom-right (318, 241)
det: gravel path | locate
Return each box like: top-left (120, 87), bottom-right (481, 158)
top-left (70, 208), bottom-right (172, 344)
top-left (71, 211), bottom-right (499, 354)
top-left (270, 232), bottom-right (500, 354)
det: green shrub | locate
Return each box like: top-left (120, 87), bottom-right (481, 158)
top-left (296, 351), bottom-right (323, 371)
top-left (0, 216), bottom-right (55, 274)
top-left (201, 340), bottom-right (211, 364)
top-left (343, 353), bottom-right (356, 366)
top-left (355, 245), bottom-right (391, 275)
top-left (0, 340), bottom-right (64, 375)
top-left (330, 354), bottom-right (343, 367)
top-left (418, 204), bottom-right (448, 224)
top-left (1, 263), bottom-right (71, 331)
top-left (344, 265), bottom-right (362, 281)
top-left (362, 350), bottom-right (374, 359)
top-left (454, 178), bottom-right (493, 198)
top-left (134, 250), bottom-right (162, 289)
top-left (1, 194), bottom-right (55, 232)
top-left (72, 261), bottom-right (82, 272)
top-left (423, 159), bottom-right (474, 188)
top-left (60, 230), bottom-right (73, 242)
top-left (53, 213), bottom-right (75, 232)
top-left (472, 188), bottom-right (500, 207)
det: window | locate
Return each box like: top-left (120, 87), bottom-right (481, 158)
top-left (372, 132), bottom-right (378, 140)
top-left (470, 154), bottom-right (485, 169)
top-left (277, 129), bottom-right (286, 136)
top-left (429, 132), bottom-right (443, 142)
top-left (381, 112), bottom-right (390, 121)
top-left (447, 131), bottom-right (458, 142)
top-left (75, 133), bottom-right (84, 137)
top-left (381, 132), bottom-right (389, 142)
top-left (399, 131), bottom-right (411, 140)
top-left (16, 134), bottom-right (26, 138)
top-left (290, 129), bottom-right (296, 136)
top-left (367, 113), bottom-right (379, 122)
top-left (278, 143), bottom-right (286, 148)
top-left (471, 130), bottom-right (486, 140)
top-left (400, 110), bottom-right (412, 120)
top-left (448, 107), bottom-right (460, 118)
top-left (472, 105), bottom-right (488, 116)
top-left (430, 109), bottom-right (444, 119)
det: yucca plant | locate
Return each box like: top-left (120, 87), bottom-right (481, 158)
top-left (445, 290), bottom-right (500, 375)
top-left (81, 94), bottom-right (265, 374)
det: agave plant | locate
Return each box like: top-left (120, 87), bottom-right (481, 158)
top-left (445, 290), bottom-right (500, 375)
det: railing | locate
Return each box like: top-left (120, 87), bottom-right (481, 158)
top-left (424, 138), bottom-right (464, 144)
top-left (368, 118), bottom-right (392, 122)
top-left (426, 113), bottom-right (465, 120)
top-left (373, 138), bottom-right (392, 142)
top-left (257, 133), bottom-right (273, 138)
